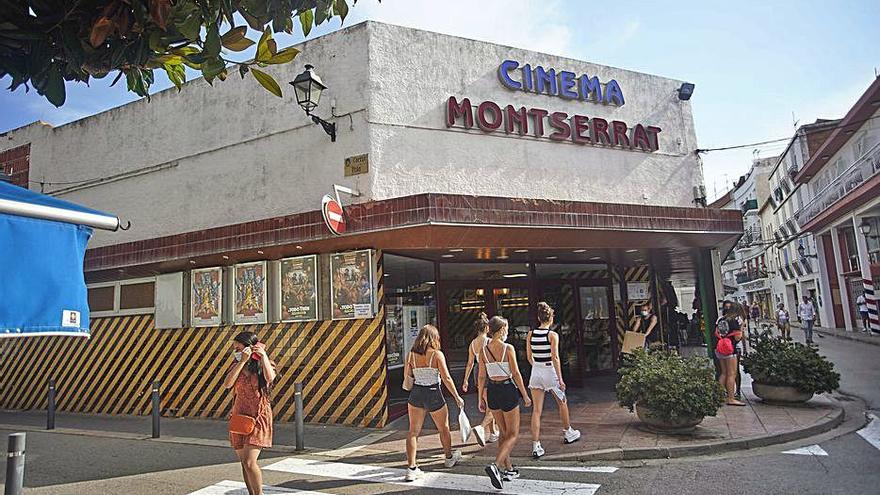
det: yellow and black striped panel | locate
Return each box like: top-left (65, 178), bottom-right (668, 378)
top-left (612, 266), bottom-right (627, 347)
top-left (0, 315), bottom-right (389, 428)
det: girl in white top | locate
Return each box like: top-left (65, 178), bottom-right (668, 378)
top-left (462, 313), bottom-right (499, 446)
top-left (478, 316), bottom-right (531, 490)
top-left (527, 302), bottom-right (581, 459)
top-left (403, 325), bottom-right (464, 482)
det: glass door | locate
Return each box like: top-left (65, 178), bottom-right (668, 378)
top-left (493, 286), bottom-right (532, 370)
top-left (579, 285), bottom-right (615, 373)
top-left (441, 287), bottom-right (488, 366)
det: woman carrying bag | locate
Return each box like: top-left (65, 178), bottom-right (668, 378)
top-left (224, 331), bottom-right (277, 495)
top-left (462, 312), bottom-right (500, 446)
top-left (715, 303), bottom-right (746, 406)
top-left (402, 324), bottom-right (465, 482)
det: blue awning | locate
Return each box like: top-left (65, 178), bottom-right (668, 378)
top-left (0, 181), bottom-right (119, 339)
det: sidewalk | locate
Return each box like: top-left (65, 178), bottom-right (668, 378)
top-left (1, 364), bottom-right (845, 463)
top-left (811, 325), bottom-right (880, 347)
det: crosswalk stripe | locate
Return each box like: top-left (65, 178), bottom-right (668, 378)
top-left (857, 413), bottom-right (880, 451)
top-left (519, 466), bottom-right (619, 473)
top-left (782, 445), bottom-right (829, 456)
top-left (264, 457), bottom-right (601, 495)
top-left (318, 431), bottom-right (397, 459)
top-left (188, 480), bottom-right (326, 494)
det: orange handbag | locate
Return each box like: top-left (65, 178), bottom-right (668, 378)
top-left (229, 413), bottom-right (257, 435)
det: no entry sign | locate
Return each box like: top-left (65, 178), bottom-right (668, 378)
top-left (322, 194), bottom-right (346, 235)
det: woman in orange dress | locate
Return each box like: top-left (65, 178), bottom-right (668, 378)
top-left (224, 331), bottom-right (277, 495)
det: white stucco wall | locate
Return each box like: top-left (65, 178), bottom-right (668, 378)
top-left (365, 23), bottom-right (702, 207)
top-left (2, 21), bottom-right (705, 249)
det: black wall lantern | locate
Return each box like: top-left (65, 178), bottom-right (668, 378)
top-left (797, 244), bottom-right (818, 259)
top-left (290, 64), bottom-right (336, 142)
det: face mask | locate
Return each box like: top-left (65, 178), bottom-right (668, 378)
top-left (641, 311), bottom-right (649, 317)
top-left (233, 351), bottom-right (243, 362)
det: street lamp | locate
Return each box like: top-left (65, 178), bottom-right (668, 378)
top-left (290, 64), bottom-right (336, 142)
top-left (858, 219), bottom-right (872, 237)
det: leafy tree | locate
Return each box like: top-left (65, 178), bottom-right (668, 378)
top-left (0, 0), bottom-right (361, 106)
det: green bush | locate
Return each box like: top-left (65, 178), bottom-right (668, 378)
top-left (616, 349), bottom-right (725, 422)
top-left (741, 330), bottom-right (840, 394)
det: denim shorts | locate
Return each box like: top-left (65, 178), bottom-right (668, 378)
top-left (408, 384), bottom-right (446, 412)
top-left (487, 380), bottom-right (520, 412)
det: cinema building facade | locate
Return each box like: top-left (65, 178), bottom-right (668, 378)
top-left (0, 22), bottom-right (741, 427)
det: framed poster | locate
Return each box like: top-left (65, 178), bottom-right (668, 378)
top-left (385, 303), bottom-right (404, 369)
top-left (233, 261), bottom-right (268, 324)
top-left (330, 250), bottom-right (374, 320)
top-left (191, 267), bottom-right (223, 327)
top-left (280, 255), bottom-right (319, 322)
top-left (627, 282), bottom-right (650, 302)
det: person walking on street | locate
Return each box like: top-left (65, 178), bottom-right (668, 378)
top-left (527, 302), bottom-right (581, 460)
top-left (776, 303), bottom-right (791, 340)
top-left (479, 316), bottom-right (532, 490)
top-left (224, 332), bottom-right (277, 495)
top-left (715, 303), bottom-right (745, 406)
top-left (798, 296), bottom-right (816, 345)
top-left (462, 312), bottom-right (500, 446)
top-left (404, 325), bottom-right (465, 482)
top-left (856, 293), bottom-right (870, 332)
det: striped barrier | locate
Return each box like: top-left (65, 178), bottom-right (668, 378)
top-left (864, 278), bottom-right (880, 333)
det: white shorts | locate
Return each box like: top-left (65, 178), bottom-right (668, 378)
top-left (528, 363), bottom-right (560, 390)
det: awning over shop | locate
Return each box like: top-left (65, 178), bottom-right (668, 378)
top-left (0, 181), bottom-right (120, 338)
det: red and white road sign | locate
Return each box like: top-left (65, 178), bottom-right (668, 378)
top-left (322, 194), bottom-right (346, 235)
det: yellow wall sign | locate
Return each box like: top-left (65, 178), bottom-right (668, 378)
top-left (344, 154), bottom-right (369, 176)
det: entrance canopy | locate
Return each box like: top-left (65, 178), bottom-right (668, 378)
top-left (0, 181), bottom-right (120, 338)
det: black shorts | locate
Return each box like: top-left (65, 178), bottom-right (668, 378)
top-left (487, 380), bottom-right (520, 412)
top-left (408, 384), bottom-right (446, 412)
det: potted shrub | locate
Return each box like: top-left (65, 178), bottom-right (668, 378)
top-left (617, 349), bottom-right (725, 433)
top-left (741, 330), bottom-right (840, 404)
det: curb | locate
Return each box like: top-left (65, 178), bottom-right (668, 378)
top-left (813, 328), bottom-right (880, 347)
top-left (538, 405), bottom-right (845, 462)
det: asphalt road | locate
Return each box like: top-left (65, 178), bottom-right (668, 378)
top-left (1, 332), bottom-right (878, 494)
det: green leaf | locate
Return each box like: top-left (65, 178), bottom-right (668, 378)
top-left (201, 57), bottom-right (226, 83)
top-left (266, 46), bottom-right (299, 64)
top-left (255, 28), bottom-right (277, 61)
top-left (42, 66), bottom-right (66, 107)
top-left (204, 24), bottom-right (221, 57)
top-left (298, 9), bottom-right (313, 37)
top-left (240, 10), bottom-right (264, 30)
top-left (333, 0), bottom-right (349, 22)
top-left (250, 68), bottom-right (282, 98)
top-left (176, 13), bottom-right (201, 40)
top-left (163, 62), bottom-right (186, 90)
top-left (315, 1), bottom-right (331, 25)
top-left (238, 64), bottom-right (249, 79)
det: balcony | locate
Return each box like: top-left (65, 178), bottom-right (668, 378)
top-left (741, 198), bottom-right (758, 214)
top-left (736, 268), bottom-right (769, 284)
top-left (735, 228), bottom-right (762, 251)
top-left (798, 141), bottom-right (880, 226)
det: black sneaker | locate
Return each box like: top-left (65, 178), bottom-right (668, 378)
top-left (502, 467), bottom-right (520, 481)
top-left (485, 463), bottom-right (503, 489)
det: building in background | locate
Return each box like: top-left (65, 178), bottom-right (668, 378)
top-left (766, 119), bottom-right (840, 322)
top-left (714, 157), bottom-right (776, 316)
top-left (795, 76), bottom-right (880, 333)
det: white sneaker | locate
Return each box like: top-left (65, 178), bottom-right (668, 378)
top-left (488, 430), bottom-right (500, 443)
top-left (502, 466), bottom-right (520, 481)
top-left (473, 425), bottom-right (486, 447)
top-left (485, 463), bottom-right (504, 489)
top-left (405, 467), bottom-right (423, 482)
top-left (444, 450), bottom-right (462, 468)
top-left (564, 427), bottom-right (582, 444)
top-left (532, 442), bottom-right (545, 459)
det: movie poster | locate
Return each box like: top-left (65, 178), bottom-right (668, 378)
top-left (385, 303), bottom-right (404, 368)
top-left (191, 267), bottom-right (222, 327)
top-left (280, 255), bottom-right (318, 322)
top-left (233, 261), bottom-right (267, 324)
top-left (330, 250), bottom-right (374, 320)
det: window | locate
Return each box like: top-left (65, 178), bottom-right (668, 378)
top-left (87, 277), bottom-right (156, 316)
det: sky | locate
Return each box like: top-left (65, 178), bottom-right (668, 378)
top-left (2, 0), bottom-right (878, 201)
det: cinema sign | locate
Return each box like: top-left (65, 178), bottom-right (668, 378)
top-left (445, 60), bottom-right (662, 152)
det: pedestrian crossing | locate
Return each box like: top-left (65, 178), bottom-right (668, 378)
top-left (857, 413), bottom-right (880, 451)
top-left (189, 457), bottom-right (608, 495)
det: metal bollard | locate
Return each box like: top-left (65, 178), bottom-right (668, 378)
top-left (151, 381), bottom-right (160, 439)
top-left (47, 379), bottom-right (56, 430)
top-left (294, 382), bottom-right (304, 451)
top-left (5, 432), bottom-right (26, 495)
